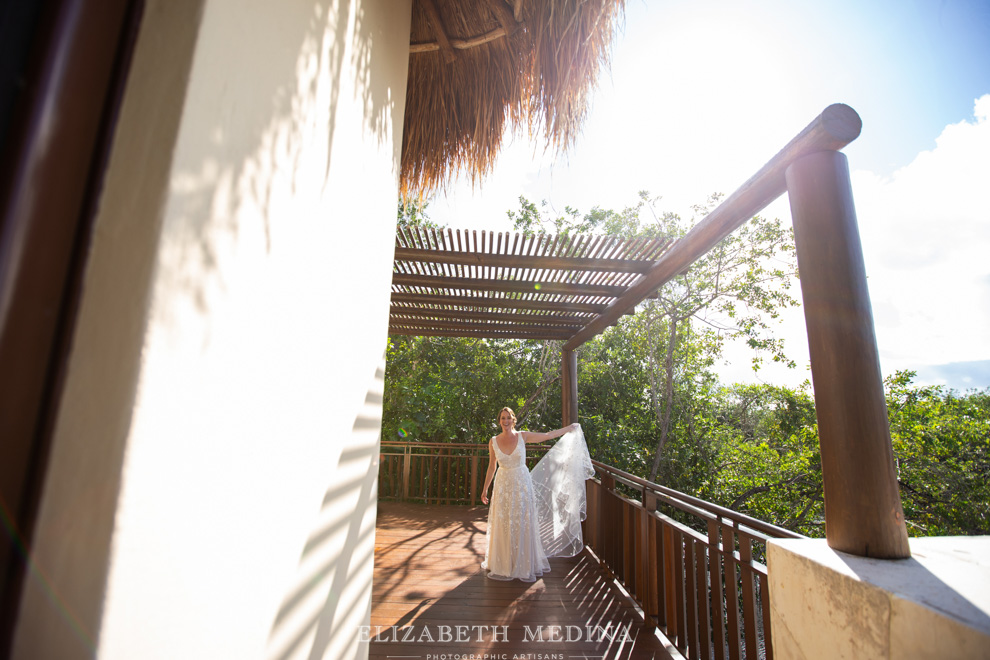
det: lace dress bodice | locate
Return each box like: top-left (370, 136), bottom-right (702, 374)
top-left (492, 433), bottom-right (526, 469)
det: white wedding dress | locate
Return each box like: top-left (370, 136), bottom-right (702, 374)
top-left (482, 425), bottom-right (595, 581)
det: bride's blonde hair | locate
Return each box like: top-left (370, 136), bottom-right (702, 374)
top-left (497, 407), bottom-right (516, 426)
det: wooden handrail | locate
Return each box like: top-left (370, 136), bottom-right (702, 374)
top-left (591, 460), bottom-right (804, 540)
top-left (563, 103), bottom-right (862, 350)
top-left (380, 441), bottom-right (487, 449)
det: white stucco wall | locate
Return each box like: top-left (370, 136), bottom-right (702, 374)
top-left (12, 1), bottom-right (410, 658)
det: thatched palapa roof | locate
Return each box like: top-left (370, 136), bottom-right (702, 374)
top-left (401, 0), bottom-right (626, 198)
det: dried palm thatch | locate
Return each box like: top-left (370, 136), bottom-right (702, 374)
top-left (401, 0), bottom-right (625, 199)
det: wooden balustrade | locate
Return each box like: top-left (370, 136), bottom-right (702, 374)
top-left (376, 442), bottom-right (803, 659)
top-left (586, 460), bottom-right (804, 660)
top-left (378, 441), bottom-right (547, 505)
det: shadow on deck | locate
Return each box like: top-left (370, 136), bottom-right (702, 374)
top-left (370, 502), bottom-right (676, 659)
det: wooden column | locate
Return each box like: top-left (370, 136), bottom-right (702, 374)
top-left (785, 150), bottom-right (910, 559)
top-left (561, 348), bottom-right (578, 424)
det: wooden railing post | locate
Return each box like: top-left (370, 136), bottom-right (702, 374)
top-left (643, 492), bottom-right (659, 625)
top-left (561, 348), bottom-right (578, 424)
top-left (786, 150), bottom-right (910, 559)
top-left (470, 453), bottom-right (478, 505)
top-left (402, 445), bottom-right (411, 500)
top-left (601, 473), bottom-right (615, 572)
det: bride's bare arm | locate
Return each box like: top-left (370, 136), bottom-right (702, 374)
top-left (520, 423), bottom-right (579, 444)
top-left (480, 439), bottom-right (498, 504)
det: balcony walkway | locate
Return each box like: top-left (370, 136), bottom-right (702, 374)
top-left (370, 501), bottom-right (675, 660)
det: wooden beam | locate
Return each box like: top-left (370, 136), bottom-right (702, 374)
top-left (487, 0), bottom-right (518, 36)
top-left (561, 349), bottom-right (578, 425)
top-left (389, 292), bottom-right (613, 314)
top-left (394, 247), bottom-right (657, 274)
top-left (389, 318), bottom-right (576, 335)
top-left (392, 273), bottom-right (627, 298)
top-left (389, 327), bottom-right (572, 340)
top-left (409, 27), bottom-right (508, 54)
top-left (786, 150), bottom-right (910, 559)
top-left (420, 0), bottom-right (457, 63)
top-left (390, 306), bottom-right (590, 327)
top-left (563, 104), bottom-right (863, 351)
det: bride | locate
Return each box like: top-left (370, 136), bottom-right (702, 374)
top-left (480, 407), bottom-right (593, 581)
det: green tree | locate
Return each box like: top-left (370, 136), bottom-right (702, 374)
top-left (383, 335), bottom-right (555, 443)
top-left (511, 192), bottom-right (800, 480)
top-left (698, 383), bottom-right (824, 536)
top-left (886, 371), bottom-right (990, 536)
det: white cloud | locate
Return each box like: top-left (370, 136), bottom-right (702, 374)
top-left (854, 94), bottom-right (990, 375)
top-left (698, 96), bottom-right (990, 390)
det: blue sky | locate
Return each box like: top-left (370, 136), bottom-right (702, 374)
top-left (427, 0), bottom-right (990, 391)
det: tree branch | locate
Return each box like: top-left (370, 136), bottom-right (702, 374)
top-left (517, 373), bottom-right (562, 425)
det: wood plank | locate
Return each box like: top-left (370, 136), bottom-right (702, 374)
top-left (390, 292), bottom-right (611, 314)
top-left (370, 502), bottom-right (674, 659)
top-left (708, 519), bottom-right (728, 660)
top-left (390, 306), bottom-right (591, 326)
top-left (761, 572), bottom-right (774, 660)
top-left (392, 272), bottom-right (627, 297)
top-left (388, 327), bottom-right (573, 340)
top-left (696, 542), bottom-right (712, 660)
top-left (390, 318), bottom-right (577, 335)
top-left (739, 538), bottom-right (759, 660)
top-left (394, 246), bottom-right (657, 274)
top-left (722, 527), bottom-right (742, 660)
top-left (685, 537), bottom-right (699, 659)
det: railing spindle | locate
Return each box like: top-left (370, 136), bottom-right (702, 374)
top-left (633, 507), bottom-right (652, 622)
top-left (722, 526), bottom-right (742, 660)
top-left (697, 541), bottom-right (712, 660)
top-left (685, 535), bottom-right (699, 658)
top-left (708, 518), bottom-right (728, 660)
top-left (656, 517), bottom-right (668, 629)
top-left (739, 533), bottom-right (759, 660)
top-left (673, 530), bottom-right (687, 650)
top-left (760, 572), bottom-right (773, 660)
top-left (623, 501), bottom-right (634, 589)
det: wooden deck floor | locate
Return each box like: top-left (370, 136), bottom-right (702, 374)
top-left (370, 502), bottom-right (675, 660)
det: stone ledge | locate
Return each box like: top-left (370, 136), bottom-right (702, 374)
top-left (767, 537), bottom-right (990, 659)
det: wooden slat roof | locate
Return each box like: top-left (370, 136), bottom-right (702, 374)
top-left (390, 226), bottom-right (673, 342)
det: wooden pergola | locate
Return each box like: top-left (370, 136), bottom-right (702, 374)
top-left (390, 228), bottom-right (675, 423)
top-left (389, 104), bottom-right (912, 560)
